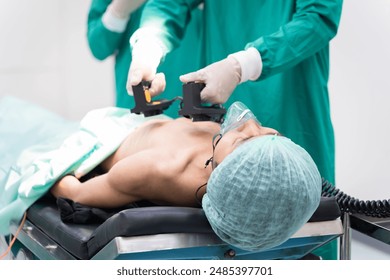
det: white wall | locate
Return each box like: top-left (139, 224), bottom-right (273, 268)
top-left (329, 0), bottom-right (390, 259)
top-left (0, 0), bottom-right (114, 121)
top-left (1, 0), bottom-right (390, 259)
top-left (330, 0), bottom-right (390, 201)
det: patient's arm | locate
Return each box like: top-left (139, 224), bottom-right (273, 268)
top-left (51, 149), bottom-right (163, 208)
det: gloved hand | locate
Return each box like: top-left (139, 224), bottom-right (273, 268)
top-left (179, 56), bottom-right (241, 104)
top-left (126, 37), bottom-right (166, 96)
top-left (107, 0), bottom-right (146, 19)
top-left (180, 47), bottom-right (262, 104)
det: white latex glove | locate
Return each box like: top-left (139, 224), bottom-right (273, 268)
top-left (107, 0), bottom-right (146, 19)
top-left (179, 56), bottom-right (242, 104)
top-left (180, 48), bottom-right (262, 104)
top-left (126, 37), bottom-right (166, 96)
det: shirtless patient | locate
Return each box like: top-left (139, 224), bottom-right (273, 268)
top-left (50, 102), bottom-right (322, 251)
top-left (50, 117), bottom-right (278, 209)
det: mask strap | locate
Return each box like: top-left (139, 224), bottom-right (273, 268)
top-left (237, 109), bottom-right (250, 121)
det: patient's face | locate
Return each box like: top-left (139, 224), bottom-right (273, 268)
top-left (212, 119), bottom-right (279, 168)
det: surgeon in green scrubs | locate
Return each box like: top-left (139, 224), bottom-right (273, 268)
top-left (87, 0), bottom-right (203, 117)
top-left (127, 0), bottom-right (343, 260)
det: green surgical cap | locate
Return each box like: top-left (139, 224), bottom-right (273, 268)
top-left (202, 135), bottom-right (321, 251)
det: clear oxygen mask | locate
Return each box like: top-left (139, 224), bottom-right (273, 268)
top-left (220, 101), bottom-right (260, 135)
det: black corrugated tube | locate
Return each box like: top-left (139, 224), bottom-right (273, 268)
top-left (321, 178), bottom-right (390, 218)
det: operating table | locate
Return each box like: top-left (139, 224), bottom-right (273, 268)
top-left (1, 84), bottom-right (347, 260)
top-left (1, 195), bottom-right (343, 260)
top-left (1, 84), bottom-right (344, 260)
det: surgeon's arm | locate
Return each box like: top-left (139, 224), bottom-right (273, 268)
top-left (180, 0), bottom-right (343, 103)
top-left (247, 0), bottom-right (343, 80)
top-left (132, 0), bottom-right (202, 54)
top-left (87, 0), bottom-right (145, 60)
top-left (127, 0), bottom-right (202, 95)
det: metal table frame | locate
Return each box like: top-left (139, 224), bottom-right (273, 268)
top-left (6, 218), bottom-right (343, 260)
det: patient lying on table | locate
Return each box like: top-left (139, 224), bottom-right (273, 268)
top-left (51, 116), bottom-right (277, 208)
top-left (51, 102), bottom-right (322, 251)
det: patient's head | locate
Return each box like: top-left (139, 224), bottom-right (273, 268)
top-left (210, 119), bottom-right (279, 169)
top-left (202, 126), bottom-right (321, 251)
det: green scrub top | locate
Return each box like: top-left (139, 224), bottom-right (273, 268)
top-left (87, 0), bottom-right (203, 118)
top-left (139, 0), bottom-right (343, 260)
